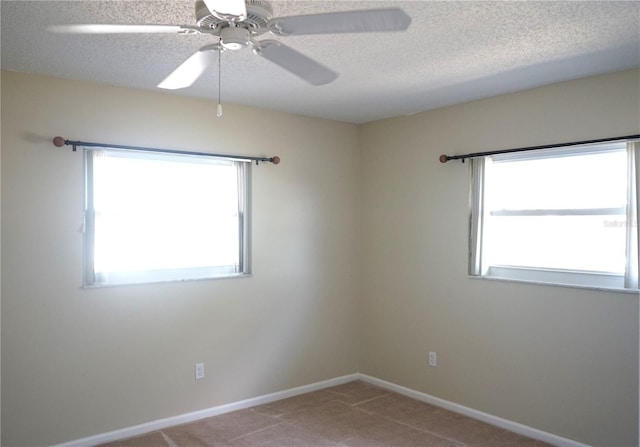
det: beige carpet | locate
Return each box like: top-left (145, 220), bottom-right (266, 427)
top-left (99, 381), bottom-right (552, 446)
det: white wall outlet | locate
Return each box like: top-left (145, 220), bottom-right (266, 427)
top-left (428, 351), bottom-right (437, 367)
top-left (195, 362), bottom-right (205, 380)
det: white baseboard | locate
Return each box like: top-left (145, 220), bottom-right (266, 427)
top-left (358, 374), bottom-right (591, 447)
top-left (51, 373), bottom-right (359, 447)
top-left (53, 372), bottom-right (590, 447)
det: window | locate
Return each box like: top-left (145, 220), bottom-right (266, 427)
top-left (469, 139), bottom-right (640, 290)
top-left (84, 148), bottom-right (250, 286)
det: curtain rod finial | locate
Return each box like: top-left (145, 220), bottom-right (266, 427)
top-left (53, 136), bottom-right (66, 147)
top-left (439, 154), bottom-right (449, 163)
top-left (271, 156), bottom-right (281, 165)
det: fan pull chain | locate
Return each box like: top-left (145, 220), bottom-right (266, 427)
top-left (217, 45), bottom-right (223, 117)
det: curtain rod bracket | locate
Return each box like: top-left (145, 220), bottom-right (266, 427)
top-left (53, 136), bottom-right (76, 151)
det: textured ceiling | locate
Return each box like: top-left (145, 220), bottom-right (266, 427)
top-left (1, 1), bottom-right (639, 123)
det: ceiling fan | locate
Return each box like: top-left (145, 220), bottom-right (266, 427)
top-left (48, 0), bottom-right (411, 89)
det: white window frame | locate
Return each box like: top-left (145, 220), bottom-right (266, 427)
top-left (83, 147), bottom-right (251, 287)
top-left (469, 140), bottom-right (640, 291)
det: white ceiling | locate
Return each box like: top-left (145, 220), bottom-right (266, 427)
top-left (1, 1), bottom-right (639, 124)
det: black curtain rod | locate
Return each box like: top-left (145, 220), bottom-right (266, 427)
top-left (52, 136), bottom-right (281, 165)
top-left (439, 134), bottom-right (640, 164)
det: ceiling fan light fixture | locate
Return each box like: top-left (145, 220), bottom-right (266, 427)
top-left (220, 26), bottom-right (250, 50)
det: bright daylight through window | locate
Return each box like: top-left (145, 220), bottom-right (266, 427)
top-left (84, 148), bottom-right (250, 286)
top-left (469, 139), bottom-right (640, 290)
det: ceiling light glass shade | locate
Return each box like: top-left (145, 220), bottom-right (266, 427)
top-left (220, 26), bottom-right (250, 50)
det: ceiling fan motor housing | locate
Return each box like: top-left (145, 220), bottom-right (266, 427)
top-left (195, 0), bottom-right (273, 36)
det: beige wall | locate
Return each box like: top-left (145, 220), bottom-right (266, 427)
top-left (1, 71), bottom-right (360, 446)
top-left (2, 68), bottom-right (640, 447)
top-left (359, 69), bottom-right (640, 447)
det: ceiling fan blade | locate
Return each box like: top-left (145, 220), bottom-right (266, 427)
top-left (254, 40), bottom-right (338, 86)
top-left (203, 0), bottom-right (247, 21)
top-left (47, 24), bottom-right (198, 34)
top-left (268, 8), bottom-right (411, 36)
top-left (157, 44), bottom-right (218, 90)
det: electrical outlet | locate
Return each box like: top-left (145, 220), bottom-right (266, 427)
top-left (428, 351), bottom-right (437, 367)
top-left (195, 362), bottom-right (205, 380)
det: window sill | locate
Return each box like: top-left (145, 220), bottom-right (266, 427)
top-left (468, 274), bottom-right (640, 295)
top-left (83, 272), bottom-right (252, 289)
